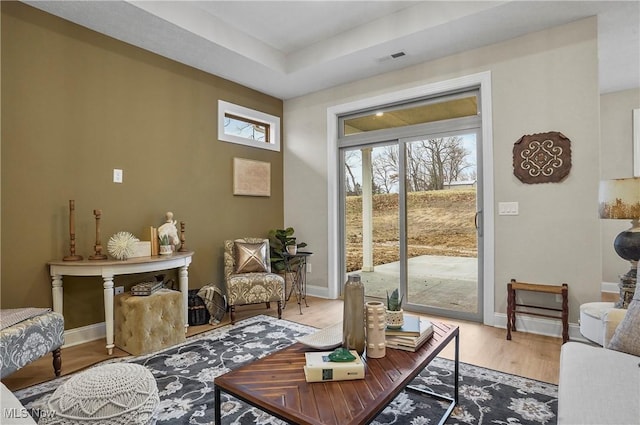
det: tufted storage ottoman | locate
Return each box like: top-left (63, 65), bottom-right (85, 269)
top-left (39, 363), bottom-right (159, 425)
top-left (114, 289), bottom-right (185, 356)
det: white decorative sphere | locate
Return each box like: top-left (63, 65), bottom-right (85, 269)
top-left (107, 231), bottom-right (139, 260)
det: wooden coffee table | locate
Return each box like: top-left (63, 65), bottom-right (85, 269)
top-left (214, 321), bottom-right (459, 425)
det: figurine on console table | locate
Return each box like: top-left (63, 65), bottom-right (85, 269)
top-left (158, 211), bottom-right (180, 252)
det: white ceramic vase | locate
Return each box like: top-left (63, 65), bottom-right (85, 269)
top-left (365, 301), bottom-right (386, 358)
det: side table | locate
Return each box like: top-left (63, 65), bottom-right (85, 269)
top-left (283, 251), bottom-right (312, 314)
top-left (506, 279), bottom-right (569, 343)
top-left (616, 273), bottom-right (636, 308)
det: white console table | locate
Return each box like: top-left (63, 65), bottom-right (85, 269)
top-left (48, 251), bottom-right (194, 354)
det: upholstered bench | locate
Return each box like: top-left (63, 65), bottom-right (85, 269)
top-left (40, 363), bottom-right (159, 425)
top-left (0, 308), bottom-right (64, 379)
top-left (114, 289), bottom-right (185, 356)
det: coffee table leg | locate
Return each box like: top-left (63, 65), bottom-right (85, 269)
top-left (454, 331), bottom-right (459, 405)
top-left (407, 330), bottom-right (460, 425)
top-left (215, 386), bottom-right (221, 424)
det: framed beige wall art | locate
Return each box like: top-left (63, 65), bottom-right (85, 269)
top-left (233, 157), bottom-right (271, 197)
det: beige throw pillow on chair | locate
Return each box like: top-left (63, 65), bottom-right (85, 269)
top-left (234, 241), bottom-right (269, 274)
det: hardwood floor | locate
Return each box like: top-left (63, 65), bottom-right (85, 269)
top-left (2, 296), bottom-right (563, 392)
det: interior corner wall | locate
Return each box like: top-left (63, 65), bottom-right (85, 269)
top-left (600, 88), bottom-right (640, 284)
top-left (284, 17), bottom-right (601, 323)
top-left (1, 2), bottom-right (284, 329)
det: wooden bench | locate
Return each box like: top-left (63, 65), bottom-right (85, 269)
top-left (506, 279), bottom-right (569, 343)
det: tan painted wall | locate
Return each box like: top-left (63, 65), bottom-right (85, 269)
top-left (284, 18), bottom-right (601, 323)
top-left (1, 2), bottom-right (284, 329)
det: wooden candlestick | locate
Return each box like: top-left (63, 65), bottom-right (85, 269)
top-left (178, 221), bottom-right (187, 252)
top-left (89, 209), bottom-right (108, 260)
top-left (63, 200), bottom-right (83, 261)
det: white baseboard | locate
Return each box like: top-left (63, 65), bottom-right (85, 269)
top-left (493, 312), bottom-right (587, 342)
top-left (63, 322), bottom-right (105, 348)
top-left (602, 281), bottom-right (619, 293)
top-left (306, 284), bottom-right (330, 299)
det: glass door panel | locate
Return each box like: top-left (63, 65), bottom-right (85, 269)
top-left (343, 144), bottom-right (399, 300)
top-left (404, 133), bottom-right (480, 316)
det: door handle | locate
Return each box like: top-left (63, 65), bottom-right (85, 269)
top-left (475, 211), bottom-right (483, 237)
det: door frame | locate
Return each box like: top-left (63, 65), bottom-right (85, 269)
top-left (327, 71), bottom-right (496, 325)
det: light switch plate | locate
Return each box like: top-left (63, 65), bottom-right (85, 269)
top-left (498, 201), bottom-right (519, 215)
top-left (113, 169), bottom-right (123, 183)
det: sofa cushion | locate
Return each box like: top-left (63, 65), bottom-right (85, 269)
top-left (608, 285), bottom-right (640, 356)
top-left (558, 342), bottom-right (639, 425)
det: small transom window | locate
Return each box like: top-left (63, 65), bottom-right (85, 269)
top-left (218, 100), bottom-right (280, 151)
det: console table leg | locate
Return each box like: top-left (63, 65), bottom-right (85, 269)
top-left (103, 277), bottom-right (115, 355)
top-left (454, 331), bottom-right (459, 405)
top-left (51, 275), bottom-right (63, 315)
top-left (179, 265), bottom-right (189, 333)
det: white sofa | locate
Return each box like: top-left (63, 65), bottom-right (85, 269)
top-left (558, 308), bottom-right (640, 425)
top-left (1, 382), bottom-right (37, 424)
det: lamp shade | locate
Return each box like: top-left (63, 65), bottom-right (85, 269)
top-left (598, 177), bottom-right (640, 219)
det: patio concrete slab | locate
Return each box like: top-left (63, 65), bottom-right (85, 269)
top-left (356, 255), bottom-right (478, 313)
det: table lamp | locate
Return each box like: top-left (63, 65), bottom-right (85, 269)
top-left (598, 177), bottom-right (640, 307)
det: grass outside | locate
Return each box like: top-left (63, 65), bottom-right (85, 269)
top-left (345, 188), bottom-right (478, 273)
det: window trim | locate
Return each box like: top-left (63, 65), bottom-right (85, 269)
top-left (218, 100), bottom-right (280, 151)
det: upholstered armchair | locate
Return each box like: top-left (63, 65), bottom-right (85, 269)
top-left (224, 238), bottom-right (285, 323)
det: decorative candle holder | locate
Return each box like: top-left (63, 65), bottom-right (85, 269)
top-left (63, 200), bottom-right (83, 261)
top-left (89, 209), bottom-right (108, 260)
top-left (178, 221), bottom-right (188, 252)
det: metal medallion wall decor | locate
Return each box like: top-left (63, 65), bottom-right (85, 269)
top-left (513, 131), bottom-right (571, 184)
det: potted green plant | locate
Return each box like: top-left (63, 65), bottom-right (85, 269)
top-left (286, 238), bottom-right (298, 255)
top-left (268, 227), bottom-right (307, 273)
top-left (385, 288), bottom-right (404, 328)
top-left (159, 234), bottom-right (172, 255)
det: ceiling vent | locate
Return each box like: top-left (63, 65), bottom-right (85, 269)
top-left (377, 51), bottom-right (407, 64)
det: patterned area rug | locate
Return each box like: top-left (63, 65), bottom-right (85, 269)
top-left (16, 315), bottom-right (558, 424)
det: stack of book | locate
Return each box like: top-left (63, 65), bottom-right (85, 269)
top-left (303, 350), bottom-right (365, 382)
top-left (131, 281), bottom-right (163, 296)
top-left (385, 314), bottom-right (434, 352)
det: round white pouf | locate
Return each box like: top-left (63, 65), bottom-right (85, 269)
top-left (579, 301), bottom-right (615, 346)
top-left (39, 363), bottom-right (159, 425)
